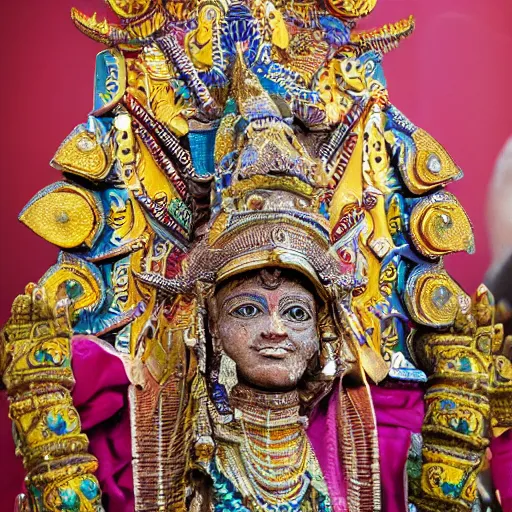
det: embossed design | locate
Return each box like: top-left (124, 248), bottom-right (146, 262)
top-left (2, 1), bottom-right (509, 511)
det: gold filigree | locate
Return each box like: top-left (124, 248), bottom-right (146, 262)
top-left (51, 126), bottom-right (112, 181)
top-left (71, 10), bottom-right (112, 45)
top-left (402, 128), bottom-right (463, 195)
top-left (405, 266), bottom-right (468, 328)
top-left (185, 2), bottom-right (224, 71)
top-left (315, 61), bottom-right (352, 125)
top-left (71, 4), bottom-right (165, 46)
top-left (127, 47), bottom-right (191, 136)
top-left (418, 446), bottom-right (481, 509)
top-left (1, 285), bottom-right (102, 512)
top-left (107, 0), bottom-right (152, 19)
top-left (490, 328), bottom-right (512, 435)
top-left (223, 174), bottom-right (316, 201)
top-left (351, 16), bottom-right (415, 54)
top-left (19, 183), bottom-right (102, 249)
top-left (214, 113), bottom-right (238, 164)
top-left (324, 0), bottom-right (377, 19)
top-left (409, 287), bottom-right (501, 512)
top-left (409, 191), bottom-right (475, 258)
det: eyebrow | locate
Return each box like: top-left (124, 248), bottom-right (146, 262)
top-left (223, 293), bottom-right (269, 311)
top-left (278, 294), bottom-right (315, 313)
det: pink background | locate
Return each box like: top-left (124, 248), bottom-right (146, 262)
top-left (1, 0), bottom-right (511, 508)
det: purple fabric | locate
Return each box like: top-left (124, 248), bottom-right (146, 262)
top-left (71, 336), bottom-right (133, 512)
top-left (308, 388), bottom-right (348, 512)
top-left (308, 384), bottom-right (425, 512)
top-left (371, 385), bottom-right (425, 512)
top-left (71, 338), bottom-right (512, 512)
top-left (491, 431), bottom-right (512, 512)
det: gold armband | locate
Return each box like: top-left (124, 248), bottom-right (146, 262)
top-left (1, 285), bottom-right (103, 512)
top-left (410, 286), bottom-right (500, 512)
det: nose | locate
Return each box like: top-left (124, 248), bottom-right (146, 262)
top-left (261, 312), bottom-right (288, 342)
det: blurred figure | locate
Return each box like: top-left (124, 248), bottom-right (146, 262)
top-left (484, 136), bottom-right (512, 512)
top-left (487, 136), bottom-right (512, 292)
top-left (486, 136), bottom-right (512, 336)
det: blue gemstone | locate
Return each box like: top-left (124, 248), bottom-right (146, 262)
top-left (80, 478), bottom-right (99, 500)
top-left (65, 280), bottom-right (84, 301)
top-left (47, 412), bottom-right (69, 435)
top-left (34, 350), bottom-right (46, 363)
top-left (59, 488), bottom-right (80, 510)
top-left (459, 357), bottom-right (472, 372)
top-left (457, 419), bottom-right (470, 434)
top-left (431, 286), bottom-right (452, 309)
top-left (440, 399), bottom-right (456, 410)
top-left (441, 481), bottom-right (461, 498)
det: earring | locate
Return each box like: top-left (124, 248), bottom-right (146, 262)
top-left (219, 350), bottom-right (238, 394)
top-left (320, 338), bottom-right (338, 378)
top-left (209, 335), bottom-right (234, 415)
top-left (318, 307), bottom-right (339, 378)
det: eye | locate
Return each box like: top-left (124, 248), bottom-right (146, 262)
top-left (283, 306), bottom-right (311, 322)
top-left (230, 304), bottom-right (261, 319)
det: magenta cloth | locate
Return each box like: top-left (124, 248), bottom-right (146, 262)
top-left (491, 430), bottom-right (512, 512)
top-left (71, 336), bottom-right (134, 512)
top-left (308, 388), bottom-right (348, 512)
top-left (308, 384), bottom-right (425, 512)
top-left (370, 385), bottom-right (425, 512)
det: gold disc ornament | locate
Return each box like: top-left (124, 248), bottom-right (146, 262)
top-left (324, 0), bottom-right (378, 19)
top-left (107, 0), bottom-right (152, 19)
top-left (19, 183), bottom-right (102, 249)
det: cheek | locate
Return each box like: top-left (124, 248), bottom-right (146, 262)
top-left (217, 317), bottom-right (252, 362)
top-left (293, 326), bottom-right (320, 358)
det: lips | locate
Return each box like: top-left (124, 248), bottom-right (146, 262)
top-left (254, 343), bottom-right (295, 359)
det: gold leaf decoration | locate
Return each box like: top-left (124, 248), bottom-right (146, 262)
top-left (409, 192), bottom-right (475, 258)
top-left (324, 0), bottom-right (378, 19)
top-left (405, 265), bottom-right (469, 328)
top-left (19, 183), bottom-right (102, 249)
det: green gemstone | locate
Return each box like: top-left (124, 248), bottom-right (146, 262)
top-left (65, 280), bottom-right (84, 300)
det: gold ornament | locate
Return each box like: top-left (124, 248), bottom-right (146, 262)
top-left (324, 0), bottom-right (377, 19)
top-left (1, 285), bottom-right (102, 512)
top-left (107, 0), bottom-right (152, 19)
top-left (19, 183), bottom-right (102, 249)
top-left (405, 265), bottom-right (469, 328)
top-left (409, 191), bottom-right (475, 258)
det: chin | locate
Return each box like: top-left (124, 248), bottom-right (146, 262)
top-left (245, 361), bottom-right (303, 391)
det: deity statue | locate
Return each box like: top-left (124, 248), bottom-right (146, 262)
top-left (1, 0), bottom-right (512, 511)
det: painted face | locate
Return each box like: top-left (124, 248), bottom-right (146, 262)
top-left (213, 272), bottom-right (319, 390)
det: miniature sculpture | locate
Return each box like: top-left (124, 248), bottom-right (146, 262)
top-left (1, 0), bottom-right (511, 511)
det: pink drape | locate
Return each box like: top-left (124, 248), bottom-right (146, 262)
top-left (308, 384), bottom-right (426, 512)
top-left (71, 338), bottom-right (134, 512)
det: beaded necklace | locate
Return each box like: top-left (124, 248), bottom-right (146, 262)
top-left (214, 384), bottom-right (329, 511)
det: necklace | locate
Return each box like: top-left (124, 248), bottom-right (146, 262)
top-left (216, 384), bottom-right (313, 509)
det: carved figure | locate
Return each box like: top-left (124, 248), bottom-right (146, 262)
top-left (1, 0), bottom-right (511, 511)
